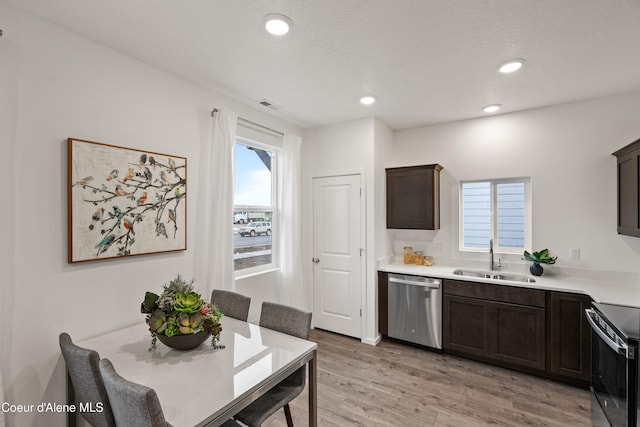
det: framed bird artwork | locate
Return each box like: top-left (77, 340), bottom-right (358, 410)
top-left (67, 138), bottom-right (187, 263)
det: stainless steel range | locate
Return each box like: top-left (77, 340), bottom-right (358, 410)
top-left (586, 302), bottom-right (640, 427)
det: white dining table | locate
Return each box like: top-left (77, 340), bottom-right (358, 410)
top-left (75, 317), bottom-right (318, 426)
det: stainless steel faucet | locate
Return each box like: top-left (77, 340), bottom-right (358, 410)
top-left (489, 239), bottom-right (501, 271)
top-left (489, 239), bottom-right (494, 270)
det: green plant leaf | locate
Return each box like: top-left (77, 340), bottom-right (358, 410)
top-left (174, 292), bottom-right (204, 313)
top-left (141, 292), bottom-right (159, 313)
top-left (147, 309), bottom-right (167, 332)
top-left (522, 248), bottom-right (557, 264)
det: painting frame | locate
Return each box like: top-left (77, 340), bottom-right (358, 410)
top-left (67, 138), bottom-right (187, 263)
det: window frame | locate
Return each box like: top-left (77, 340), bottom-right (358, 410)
top-left (233, 136), bottom-right (279, 277)
top-left (459, 177), bottom-right (531, 254)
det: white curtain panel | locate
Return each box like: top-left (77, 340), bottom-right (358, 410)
top-left (207, 108), bottom-right (237, 291)
top-left (277, 133), bottom-right (304, 308)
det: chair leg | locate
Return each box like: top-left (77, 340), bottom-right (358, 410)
top-left (284, 404), bottom-right (294, 427)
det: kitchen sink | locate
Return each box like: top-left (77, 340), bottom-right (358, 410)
top-left (452, 269), bottom-right (536, 283)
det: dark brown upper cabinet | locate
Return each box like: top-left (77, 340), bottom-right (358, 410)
top-left (386, 164), bottom-right (443, 230)
top-left (613, 138), bottom-right (640, 237)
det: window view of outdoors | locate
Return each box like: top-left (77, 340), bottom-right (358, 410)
top-left (233, 142), bottom-right (273, 271)
top-left (461, 179), bottom-right (527, 251)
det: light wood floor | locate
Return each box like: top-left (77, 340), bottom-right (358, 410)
top-left (262, 329), bottom-right (591, 427)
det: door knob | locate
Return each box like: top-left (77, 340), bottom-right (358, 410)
top-left (312, 257), bottom-right (320, 263)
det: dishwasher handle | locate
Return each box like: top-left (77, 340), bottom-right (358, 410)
top-left (388, 274), bottom-right (441, 289)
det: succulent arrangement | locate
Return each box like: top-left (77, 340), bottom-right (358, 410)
top-left (522, 249), bottom-right (557, 265)
top-left (522, 249), bottom-right (557, 276)
top-left (141, 274), bottom-right (223, 350)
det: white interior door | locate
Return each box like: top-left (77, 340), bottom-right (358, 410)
top-left (312, 174), bottom-right (362, 338)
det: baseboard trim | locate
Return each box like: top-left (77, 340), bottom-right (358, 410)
top-left (361, 334), bottom-right (382, 346)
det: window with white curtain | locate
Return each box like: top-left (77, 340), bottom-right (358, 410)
top-left (460, 177), bottom-right (531, 253)
top-left (233, 137), bottom-right (277, 272)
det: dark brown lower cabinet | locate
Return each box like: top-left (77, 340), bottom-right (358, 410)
top-left (548, 291), bottom-right (591, 386)
top-left (443, 280), bottom-right (546, 374)
top-left (378, 271), bottom-right (388, 337)
top-left (379, 273), bottom-right (591, 387)
top-left (493, 301), bottom-right (546, 371)
top-left (443, 279), bottom-right (591, 387)
top-left (442, 295), bottom-right (491, 357)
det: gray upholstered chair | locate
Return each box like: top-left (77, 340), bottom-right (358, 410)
top-left (59, 332), bottom-right (116, 427)
top-left (99, 359), bottom-right (242, 427)
top-left (98, 358), bottom-right (172, 427)
top-left (211, 289), bottom-right (251, 322)
top-left (234, 302), bottom-right (312, 427)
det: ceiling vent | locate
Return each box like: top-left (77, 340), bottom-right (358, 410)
top-left (258, 99), bottom-right (280, 110)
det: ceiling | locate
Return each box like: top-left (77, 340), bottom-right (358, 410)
top-left (8, 0), bottom-right (640, 130)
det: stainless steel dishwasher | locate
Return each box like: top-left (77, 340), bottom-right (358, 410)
top-left (388, 273), bottom-right (442, 349)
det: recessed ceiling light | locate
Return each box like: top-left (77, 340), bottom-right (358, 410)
top-left (483, 104), bottom-right (501, 113)
top-left (264, 14), bottom-right (293, 36)
top-left (360, 95), bottom-right (376, 105)
top-left (498, 59), bottom-right (525, 73)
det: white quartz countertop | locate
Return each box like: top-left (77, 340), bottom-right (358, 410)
top-left (378, 261), bottom-right (640, 306)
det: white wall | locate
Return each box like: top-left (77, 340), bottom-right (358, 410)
top-left (373, 120), bottom-right (394, 261)
top-left (234, 272), bottom-right (279, 323)
top-left (302, 117), bottom-right (393, 345)
top-left (0, 4), bottom-right (302, 426)
top-left (0, 6), bottom-right (18, 427)
top-left (371, 119), bottom-right (394, 340)
top-left (302, 118), bottom-right (372, 338)
top-left (391, 92), bottom-right (640, 276)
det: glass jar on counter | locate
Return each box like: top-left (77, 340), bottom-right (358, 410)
top-left (414, 251), bottom-right (424, 265)
top-left (423, 255), bottom-right (433, 266)
top-left (403, 246), bottom-right (414, 264)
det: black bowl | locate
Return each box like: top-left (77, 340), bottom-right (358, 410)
top-left (156, 331), bottom-right (209, 350)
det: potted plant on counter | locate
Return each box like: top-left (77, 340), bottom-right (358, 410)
top-left (522, 249), bottom-right (557, 276)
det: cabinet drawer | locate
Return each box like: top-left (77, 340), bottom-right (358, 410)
top-left (444, 279), bottom-right (545, 308)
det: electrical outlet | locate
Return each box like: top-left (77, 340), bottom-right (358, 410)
top-left (570, 248), bottom-right (581, 261)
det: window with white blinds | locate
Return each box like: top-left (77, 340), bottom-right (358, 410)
top-left (460, 178), bottom-right (530, 253)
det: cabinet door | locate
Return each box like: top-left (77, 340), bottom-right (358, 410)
top-left (386, 164), bottom-right (442, 229)
top-left (613, 139), bottom-right (640, 237)
top-left (443, 295), bottom-right (491, 358)
top-left (490, 302), bottom-right (546, 371)
top-left (616, 150), bottom-right (640, 236)
top-left (548, 292), bottom-right (591, 384)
